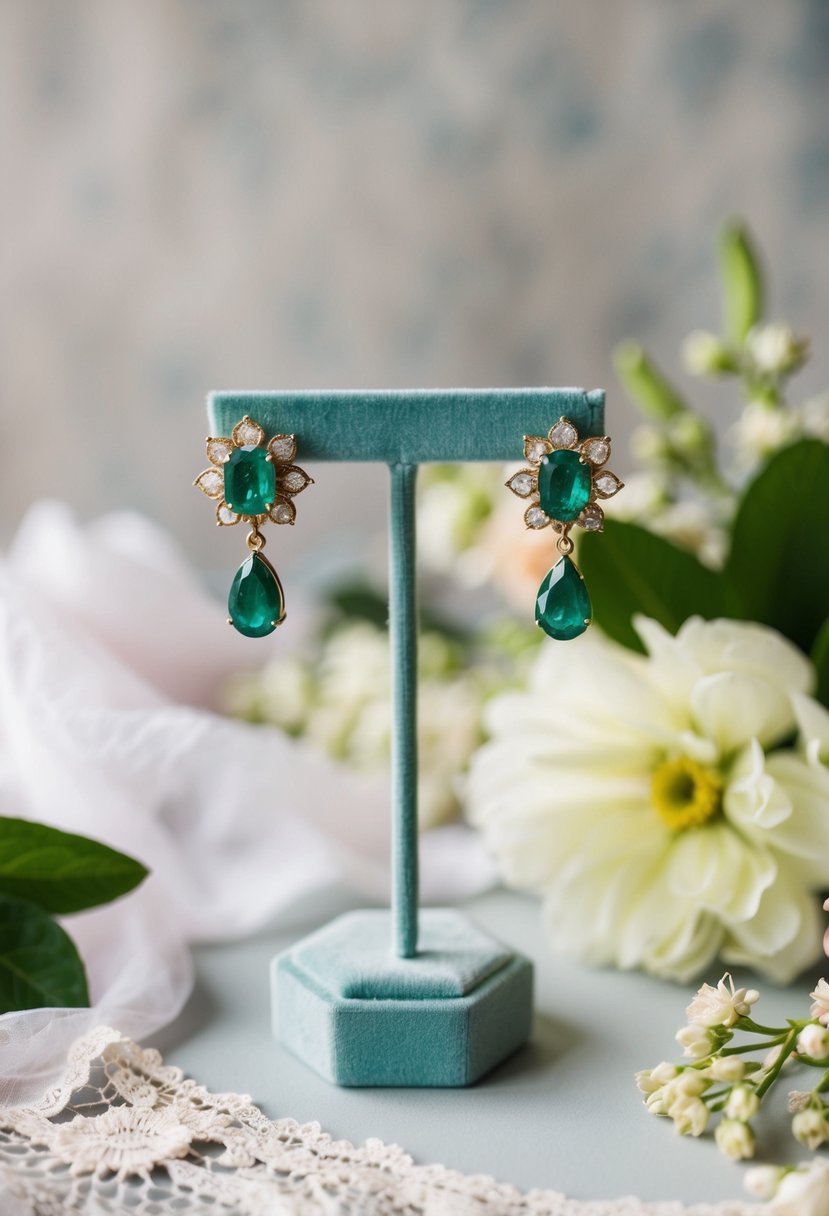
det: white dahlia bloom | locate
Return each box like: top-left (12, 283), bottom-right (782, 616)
top-left (467, 616), bottom-right (829, 982)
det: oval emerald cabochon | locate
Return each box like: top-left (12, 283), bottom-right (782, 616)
top-left (538, 450), bottom-right (592, 522)
top-left (228, 553), bottom-right (283, 637)
top-left (535, 556), bottom-right (591, 641)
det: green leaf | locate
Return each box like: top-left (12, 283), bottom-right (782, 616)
top-left (718, 221), bottom-right (764, 343)
top-left (810, 616), bottom-right (829, 709)
top-left (0, 896), bottom-right (89, 1012)
top-left (724, 439), bottom-right (829, 654)
top-left (579, 520), bottom-right (728, 652)
top-left (614, 342), bottom-right (688, 421)
top-left (0, 818), bottom-right (148, 914)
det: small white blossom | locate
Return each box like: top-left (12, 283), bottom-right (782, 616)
top-left (792, 1107), bottom-right (829, 1151)
top-left (725, 1085), bottom-right (760, 1122)
top-left (773, 1161), bottom-right (829, 1216)
top-left (686, 975), bottom-right (760, 1029)
top-left (672, 1071), bottom-right (709, 1098)
top-left (682, 330), bottom-right (733, 376)
top-left (788, 1090), bottom-right (812, 1113)
top-left (670, 1095), bottom-right (709, 1137)
top-left (746, 322), bottom-right (809, 375)
top-left (731, 400), bottom-right (800, 468)
top-left (675, 1023), bottom-right (715, 1060)
top-left (635, 1061), bottom-right (677, 1095)
top-left (744, 1165), bottom-right (783, 1200)
top-left (707, 1056), bottom-right (745, 1083)
top-left (810, 979), bottom-right (829, 1027)
top-left (715, 1117), bottom-right (755, 1160)
top-left (797, 1023), bottom-right (829, 1059)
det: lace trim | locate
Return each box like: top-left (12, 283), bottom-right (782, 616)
top-left (0, 1027), bottom-right (764, 1215)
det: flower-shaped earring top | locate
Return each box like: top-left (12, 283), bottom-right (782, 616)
top-left (194, 415), bottom-right (313, 528)
top-left (506, 416), bottom-right (623, 538)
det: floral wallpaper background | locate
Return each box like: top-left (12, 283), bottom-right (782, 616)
top-left (2, 0), bottom-right (828, 574)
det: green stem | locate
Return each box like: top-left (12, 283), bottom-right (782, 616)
top-left (737, 1017), bottom-right (789, 1037)
top-left (755, 1027), bottom-right (800, 1100)
top-left (720, 1036), bottom-right (788, 1056)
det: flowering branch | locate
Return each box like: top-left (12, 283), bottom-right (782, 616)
top-left (637, 971), bottom-right (829, 1206)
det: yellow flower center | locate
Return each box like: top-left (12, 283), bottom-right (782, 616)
top-left (651, 756), bottom-right (722, 831)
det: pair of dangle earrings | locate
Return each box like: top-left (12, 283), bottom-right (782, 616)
top-left (506, 417), bottom-right (623, 641)
top-left (194, 416), bottom-right (313, 637)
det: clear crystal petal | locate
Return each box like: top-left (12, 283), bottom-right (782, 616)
top-left (594, 470), bottom-right (623, 498)
top-left (524, 436), bottom-right (552, 464)
top-left (231, 416), bottom-right (266, 448)
top-left (268, 434), bottom-right (298, 464)
top-left (268, 496), bottom-right (296, 525)
top-left (524, 505), bottom-right (550, 530)
top-left (216, 501), bottom-right (241, 526)
top-left (548, 418), bottom-right (579, 449)
top-left (194, 468), bottom-right (224, 498)
top-left (279, 465), bottom-right (313, 495)
top-left (505, 470), bottom-right (536, 498)
top-left (576, 503), bottom-right (604, 531)
top-left (206, 438), bottom-right (233, 465)
top-left (581, 436), bottom-right (611, 466)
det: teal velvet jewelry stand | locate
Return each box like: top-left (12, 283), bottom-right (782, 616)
top-left (208, 387), bottom-right (604, 1087)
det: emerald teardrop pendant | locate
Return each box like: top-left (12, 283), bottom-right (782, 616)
top-left (535, 555), bottom-right (591, 641)
top-left (228, 552), bottom-right (285, 637)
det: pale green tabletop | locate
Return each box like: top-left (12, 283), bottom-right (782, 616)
top-left (152, 887), bottom-right (817, 1207)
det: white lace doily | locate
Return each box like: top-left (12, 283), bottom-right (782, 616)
top-left (0, 1027), bottom-right (764, 1216)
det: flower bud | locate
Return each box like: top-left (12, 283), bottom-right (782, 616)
top-left (682, 331), bottom-right (735, 377)
top-left (746, 322), bottom-right (809, 375)
top-left (743, 1165), bottom-right (782, 1200)
top-left (792, 1108), bottom-right (829, 1151)
top-left (676, 1023), bottom-right (714, 1060)
top-left (715, 1118), bottom-right (755, 1160)
top-left (797, 1023), bottom-right (829, 1059)
top-left (725, 1085), bottom-right (760, 1122)
top-left (707, 1056), bottom-right (745, 1083)
top-left (671, 1095), bottom-right (709, 1137)
top-left (635, 1061), bottom-right (677, 1094)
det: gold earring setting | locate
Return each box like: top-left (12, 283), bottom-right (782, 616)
top-left (506, 416), bottom-right (623, 640)
top-left (194, 415), bottom-right (313, 637)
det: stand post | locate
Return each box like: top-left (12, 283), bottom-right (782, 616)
top-left (388, 462), bottom-right (419, 959)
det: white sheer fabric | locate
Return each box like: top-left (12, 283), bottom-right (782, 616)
top-left (0, 503), bottom-right (495, 1104)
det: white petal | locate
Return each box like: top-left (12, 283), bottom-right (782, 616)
top-left (691, 671), bottom-right (797, 752)
top-left (676, 617), bottom-right (813, 694)
top-left (792, 692), bottom-right (829, 764)
top-left (666, 823), bottom-right (776, 922)
top-left (725, 740), bottom-right (793, 831)
top-left (721, 876), bottom-right (822, 982)
top-left (763, 752), bottom-right (829, 883)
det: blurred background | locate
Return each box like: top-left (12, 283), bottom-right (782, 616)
top-left (2, 0), bottom-right (828, 576)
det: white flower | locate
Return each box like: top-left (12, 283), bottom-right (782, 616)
top-left (798, 1023), bottom-right (829, 1058)
top-left (682, 330), bottom-right (733, 376)
top-left (670, 1095), bottom-right (709, 1137)
top-left (744, 1164), bottom-right (783, 1200)
top-left (811, 979), bottom-right (829, 1027)
top-left (468, 615), bottom-right (828, 982)
top-left (675, 1023), bottom-right (715, 1059)
top-left (49, 1106), bottom-right (192, 1178)
top-left (731, 400), bottom-right (800, 469)
top-left (707, 1056), bottom-right (745, 1083)
top-left (772, 1162), bottom-right (829, 1216)
top-left (793, 1108), bottom-right (829, 1150)
top-left (746, 322), bottom-right (810, 375)
top-left (725, 1085), bottom-right (760, 1121)
top-left (715, 1117), bottom-right (755, 1160)
top-left (635, 1061), bottom-right (677, 1094)
top-left (686, 975), bottom-right (759, 1029)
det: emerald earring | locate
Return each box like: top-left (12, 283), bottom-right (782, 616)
top-left (194, 415), bottom-right (314, 637)
top-left (506, 417), bottom-right (623, 641)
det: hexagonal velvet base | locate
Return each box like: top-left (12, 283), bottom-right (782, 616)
top-left (271, 908), bottom-right (534, 1087)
